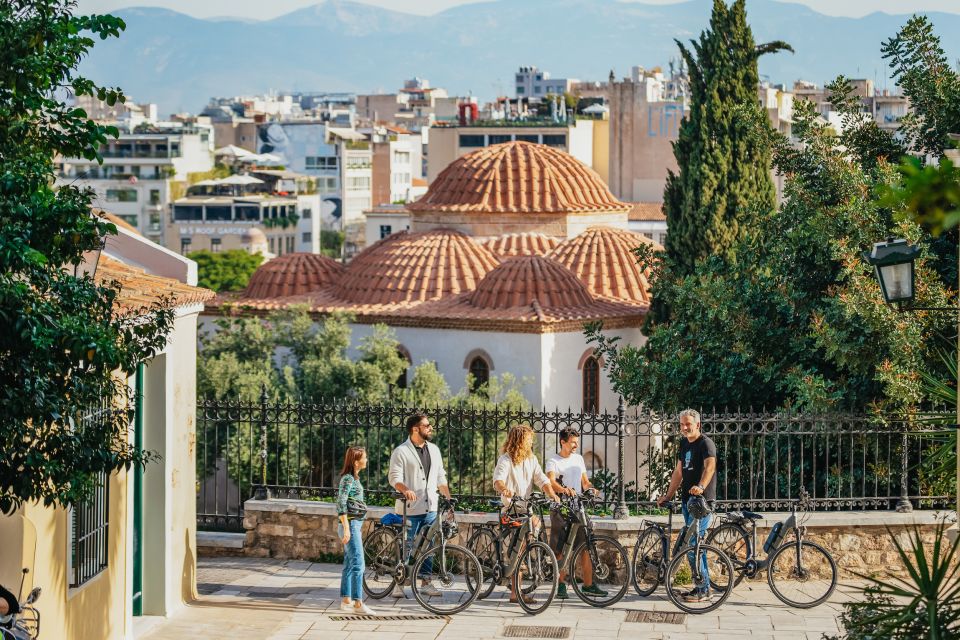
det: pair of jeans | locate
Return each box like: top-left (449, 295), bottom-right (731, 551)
top-left (405, 511), bottom-right (437, 578)
top-left (339, 518), bottom-right (365, 601)
top-left (681, 499), bottom-right (714, 590)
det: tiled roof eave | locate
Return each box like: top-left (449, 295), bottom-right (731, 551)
top-left (203, 300), bottom-right (648, 334)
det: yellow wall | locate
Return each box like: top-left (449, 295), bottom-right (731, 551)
top-left (0, 310), bottom-right (202, 639)
top-left (592, 118), bottom-right (610, 185)
top-left (0, 471), bottom-right (131, 640)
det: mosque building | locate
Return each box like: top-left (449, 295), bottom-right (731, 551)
top-left (203, 142), bottom-right (656, 433)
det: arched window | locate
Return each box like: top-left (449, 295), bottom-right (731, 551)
top-left (582, 451), bottom-right (603, 478)
top-left (582, 355), bottom-right (600, 413)
top-left (469, 356), bottom-right (490, 393)
top-left (395, 347), bottom-right (411, 390)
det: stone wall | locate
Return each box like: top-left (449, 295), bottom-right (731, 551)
top-left (241, 498), bottom-right (948, 578)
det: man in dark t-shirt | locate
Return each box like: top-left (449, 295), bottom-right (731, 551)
top-left (657, 408), bottom-right (718, 602)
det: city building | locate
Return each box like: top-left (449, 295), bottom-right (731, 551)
top-left (426, 117), bottom-right (599, 183)
top-left (368, 125), bottom-right (425, 208)
top-left (168, 170), bottom-right (321, 256)
top-left (250, 121), bottom-right (373, 251)
top-left (357, 78), bottom-right (453, 126)
top-left (56, 122), bottom-right (215, 245)
top-left (515, 65), bottom-right (578, 100)
top-left (0, 217), bottom-right (212, 640)
top-left (792, 79), bottom-right (909, 133)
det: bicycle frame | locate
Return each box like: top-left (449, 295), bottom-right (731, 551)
top-left (477, 495), bottom-right (549, 583)
top-left (720, 500), bottom-right (802, 574)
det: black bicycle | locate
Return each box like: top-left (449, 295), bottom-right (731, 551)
top-left (549, 489), bottom-right (630, 607)
top-left (464, 493), bottom-right (559, 615)
top-left (362, 494), bottom-right (482, 615)
top-left (706, 490), bottom-right (838, 608)
top-left (631, 499), bottom-right (735, 614)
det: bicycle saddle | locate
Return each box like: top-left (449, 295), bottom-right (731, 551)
top-left (726, 510), bottom-right (762, 521)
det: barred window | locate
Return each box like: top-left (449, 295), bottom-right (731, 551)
top-left (70, 472), bottom-right (109, 587)
top-left (582, 356), bottom-right (600, 413)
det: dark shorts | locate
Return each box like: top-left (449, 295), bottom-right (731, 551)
top-left (549, 510), bottom-right (585, 556)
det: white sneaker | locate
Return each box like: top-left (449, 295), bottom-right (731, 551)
top-left (339, 601), bottom-right (354, 612)
top-left (419, 581), bottom-right (442, 597)
top-left (390, 584), bottom-right (406, 598)
top-left (354, 603), bottom-right (377, 615)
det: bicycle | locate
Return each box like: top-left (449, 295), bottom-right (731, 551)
top-left (361, 493), bottom-right (482, 615)
top-left (548, 489), bottom-right (630, 607)
top-left (630, 499), bottom-right (735, 614)
top-left (464, 493), bottom-right (559, 615)
top-left (706, 489), bottom-right (838, 608)
top-left (0, 569), bottom-right (41, 640)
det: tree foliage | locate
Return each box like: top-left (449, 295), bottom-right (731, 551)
top-left (590, 26), bottom-right (957, 412)
top-left (662, 0), bottom-right (791, 278)
top-left (188, 249), bottom-right (263, 292)
top-left (0, 1), bottom-right (174, 512)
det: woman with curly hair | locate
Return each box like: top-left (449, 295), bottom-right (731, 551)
top-left (493, 424), bottom-right (560, 604)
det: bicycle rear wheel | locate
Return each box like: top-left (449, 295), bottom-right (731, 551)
top-left (570, 534), bottom-right (630, 607)
top-left (362, 526), bottom-right (401, 599)
top-left (411, 543), bottom-right (482, 615)
top-left (631, 527), bottom-right (665, 597)
top-left (706, 523), bottom-right (750, 587)
top-left (767, 540), bottom-right (837, 608)
top-left (465, 527), bottom-right (499, 600)
top-left (512, 541), bottom-right (558, 615)
top-left (664, 543), bottom-right (735, 614)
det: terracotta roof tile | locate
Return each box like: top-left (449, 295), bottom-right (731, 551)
top-left (97, 256), bottom-right (214, 314)
top-left (407, 141), bottom-right (631, 215)
top-left (468, 256), bottom-right (593, 309)
top-left (627, 202), bottom-right (666, 221)
top-left (481, 233), bottom-right (559, 258)
top-left (244, 253), bottom-right (344, 298)
top-left (548, 226), bottom-right (656, 303)
top-left (331, 229), bottom-right (500, 304)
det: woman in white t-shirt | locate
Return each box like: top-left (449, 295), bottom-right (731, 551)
top-left (493, 424), bottom-right (560, 604)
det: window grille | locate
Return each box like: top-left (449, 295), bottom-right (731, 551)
top-left (70, 471), bottom-right (109, 588)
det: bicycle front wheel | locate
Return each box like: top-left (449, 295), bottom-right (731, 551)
top-left (664, 543), bottom-right (735, 614)
top-left (363, 526), bottom-right (401, 599)
top-left (465, 527), bottom-right (499, 600)
top-left (411, 543), bottom-right (482, 615)
top-left (512, 541), bottom-right (558, 615)
top-left (631, 527), bottom-right (666, 597)
top-left (767, 540), bottom-right (837, 608)
top-left (570, 534), bottom-right (630, 607)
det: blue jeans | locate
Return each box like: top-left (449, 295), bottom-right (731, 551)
top-left (406, 511), bottom-right (437, 578)
top-left (339, 519), bottom-right (365, 601)
top-left (681, 499), bottom-right (714, 590)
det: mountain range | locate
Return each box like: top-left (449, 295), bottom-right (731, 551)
top-left (76, 0), bottom-right (960, 114)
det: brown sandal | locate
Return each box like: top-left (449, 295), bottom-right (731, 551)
top-left (509, 594), bottom-right (537, 605)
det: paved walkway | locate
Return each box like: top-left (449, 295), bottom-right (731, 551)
top-left (135, 557), bottom-right (860, 640)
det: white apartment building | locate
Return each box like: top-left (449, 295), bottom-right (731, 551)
top-left (56, 123), bottom-right (214, 245)
top-left (256, 121), bottom-right (373, 248)
top-left (515, 66), bottom-right (577, 101)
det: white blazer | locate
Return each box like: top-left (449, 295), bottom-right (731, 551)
top-left (388, 438), bottom-right (448, 516)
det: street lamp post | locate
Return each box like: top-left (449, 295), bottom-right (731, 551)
top-left (865, 237), bottom-right (959, 521)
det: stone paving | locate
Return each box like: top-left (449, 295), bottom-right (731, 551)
top-left (135, 557), bottom-right (861, 640)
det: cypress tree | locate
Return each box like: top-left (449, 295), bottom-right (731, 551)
top-left (663, 0), bottom-right (792, 276)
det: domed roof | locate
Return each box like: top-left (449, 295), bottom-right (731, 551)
top-left (332, 229), bottom-right (500, 304)
top-left (468, 255), bottom-right (594, 309)
top-left (243, 253), bottom-right (345, 298)
top-left (407, 141), bottom-right (631, 215)
top-left (241, 227), bottom-right (267, 243)
top-left (481, 232), bottom-right (560, 258)
top-left (548, 226), bottom-right (656, 303)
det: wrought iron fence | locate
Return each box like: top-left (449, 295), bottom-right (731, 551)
top-left (196, 389), bottom-right (956, 532)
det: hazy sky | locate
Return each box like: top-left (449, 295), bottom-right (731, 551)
top-left (75, 0), bottom-right (960, 21)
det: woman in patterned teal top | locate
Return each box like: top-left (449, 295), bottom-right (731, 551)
top-left (337, 446), bottom-right (376, 614)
